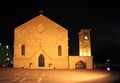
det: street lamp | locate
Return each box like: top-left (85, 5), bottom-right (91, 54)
top-left (106, 59), bottom-right (110, 71)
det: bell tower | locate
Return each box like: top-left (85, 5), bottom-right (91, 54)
top-left (79, 29), bottom-right (91, 56)
top-left (78, 29), bottom-right (93, 69)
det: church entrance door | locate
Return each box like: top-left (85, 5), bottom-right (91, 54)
top-left (38, 55), bottom-right (44, 67)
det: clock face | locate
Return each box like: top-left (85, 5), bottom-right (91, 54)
top-left (84, 36), bottom-right (88, 40)
top-left (37, 24), bottom-right (45, 33)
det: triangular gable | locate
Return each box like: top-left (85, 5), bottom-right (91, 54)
top-left (15, 14), bottom-right (68, 31)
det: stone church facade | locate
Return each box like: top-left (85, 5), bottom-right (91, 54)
top-left (14, 14), bottom-right (93, 69)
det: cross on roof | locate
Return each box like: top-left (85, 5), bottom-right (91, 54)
top-left (40, 9), bottom-right (44, 14)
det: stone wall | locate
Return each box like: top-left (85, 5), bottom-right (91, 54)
top-left (69, 56), bottom-right (93, 69)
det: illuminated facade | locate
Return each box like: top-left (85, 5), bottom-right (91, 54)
top-left (14, 14), bottom-right (93, 69)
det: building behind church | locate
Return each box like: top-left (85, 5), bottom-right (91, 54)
top-left (14, 14), bottom-right (93, 69)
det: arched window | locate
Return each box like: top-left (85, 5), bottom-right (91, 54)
top-left (21, 45), bottom-right (25, 55)
top-left (58, 45), bottom-right (62, 56)
top-left (38, 55), bottom-right (44, 67)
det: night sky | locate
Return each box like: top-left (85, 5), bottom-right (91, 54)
top-left (0, 1), bottom-right (120, 64)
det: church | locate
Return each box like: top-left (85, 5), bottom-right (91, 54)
top-left (13, 14), bottom-right (93, 69)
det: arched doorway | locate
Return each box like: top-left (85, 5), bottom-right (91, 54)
top-left (38, 54), bottom-right (44, 67)
top-left (75, 61), bottom-right (86, 69)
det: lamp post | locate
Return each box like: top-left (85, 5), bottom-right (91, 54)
top-left (106, 59), bottom-right (110, 71)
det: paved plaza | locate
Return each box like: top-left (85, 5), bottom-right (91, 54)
top-left (0, 68), bottom-right (120, 83)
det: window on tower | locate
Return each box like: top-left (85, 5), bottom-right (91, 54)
top-left (84, 32), bottom-right (88, 35)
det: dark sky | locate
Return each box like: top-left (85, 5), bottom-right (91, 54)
top-left (0, 1), bottom-right (120, 63)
